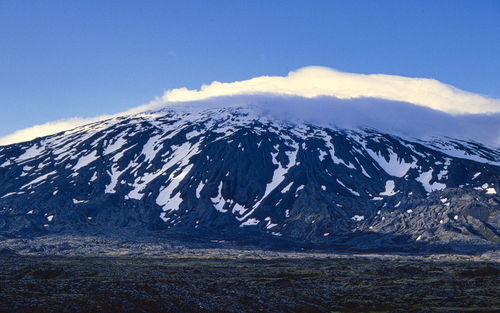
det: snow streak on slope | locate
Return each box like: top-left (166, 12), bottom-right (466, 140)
top-left (156, 142), bottom-right (199, 212)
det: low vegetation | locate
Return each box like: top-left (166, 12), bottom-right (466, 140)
top-left (0, 255), bottom-right (498, 312)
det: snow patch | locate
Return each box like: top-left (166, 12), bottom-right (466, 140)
top-left (336, 179), bottom-right (360, 196)
top-left (156, 164), bottom-right (194, 212)
top-left (318, 149), bottom-right (327, 161)
top-left (351, 215), bottom-right (364, 222)
top-left (240, 143), bottom-right (298, 220)
top-left (159, 212), bottom-right (169, 222)
top-left (73, 150), bottom-right (99, 171)
top-left (196, 181), bottom-right (204, 198)
top-left (437, 169), bottom-right (448, 180)
top-left (21, 171), bottom-right (58, 190)
top-left (295, 185), bottom-right (304, 195)
top-left (17, 145), bottom-right (44, 162)
top-left (359, 164), bottom-right (371, 178)
top-left (380, 180), bottom-right (397, 196)
top-left (211, 181), bottom-right (227, 213)
top-left (322, 133), bottom-right (356, 169)
top-left (104, 135), bottom-right (127, 156)
top-left (105, 165), bottom-right (123, 194)
top-left (1, 192), bottom-right (18, 198)
top-left (416, 169), bottom-right (446, 193)
top-left (486, 188), bottom-right (497, 195)
top-left (155, 142), bottom-right (200, 211)
top-left (141, 135), bottom-right (163, 163)
top-left (240, 218), bottom-right (259, 227)
top-left (264, 217), bottom-right (278, 229)
top-left (281, 182), bottom-right (293, 193)
top-left (232, 203), bottom-right (247, 215)
top-left (185, 129), bottom-right (202, 140)
top-left (365, 147), bottom-right (415, 177)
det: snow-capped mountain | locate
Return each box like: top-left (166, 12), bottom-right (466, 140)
top-left (0, 105), bottom-right (499, 252)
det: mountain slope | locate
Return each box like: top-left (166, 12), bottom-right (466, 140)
top-left (0, 106), bottom-right (499, 252)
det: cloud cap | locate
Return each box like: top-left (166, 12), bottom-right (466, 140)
top-left (2, 66), bottom-right (500, 146)
top-left (164, 66), bottom-right (500, 114)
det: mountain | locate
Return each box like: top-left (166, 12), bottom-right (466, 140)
top-left (0, 105), bottom-right (499, 253)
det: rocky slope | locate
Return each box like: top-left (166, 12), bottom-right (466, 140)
top-left (0, 106), bottom-right (499, 252)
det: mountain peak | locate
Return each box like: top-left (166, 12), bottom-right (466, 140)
top-left (1, 106), bottom-right (499, 252)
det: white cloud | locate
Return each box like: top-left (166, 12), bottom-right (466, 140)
top-left (0, 117), bottom-right (100, 147)
top-left (162, 66), bottom-right (500, 114)
top-left (0, 103), bottom-right (159, 146)
top-left (1, 66), bottom-right (500, 146)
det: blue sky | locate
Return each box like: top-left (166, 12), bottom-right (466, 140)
top-left (1, 0), bottom-right (499, 138)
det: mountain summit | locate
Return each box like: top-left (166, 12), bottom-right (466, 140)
top-left (1, 103), bottom-right (499, 252)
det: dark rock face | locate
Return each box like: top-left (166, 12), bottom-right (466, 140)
top-left (0, 107), bottom-right (499, 252)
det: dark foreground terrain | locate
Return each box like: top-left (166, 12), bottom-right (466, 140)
top-left (0, 254), bottom-right (499, 312)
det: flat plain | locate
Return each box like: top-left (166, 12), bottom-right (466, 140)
top-left (0, 253), bottom-right (499, 312)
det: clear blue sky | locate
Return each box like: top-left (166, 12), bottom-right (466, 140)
top-left (1, 0), bottom-right (499, 137)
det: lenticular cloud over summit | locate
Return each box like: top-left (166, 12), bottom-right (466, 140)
top-left (1, 66), bottom-right (500, 146)
top-left (162, 66), bottom-right (500, 115)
